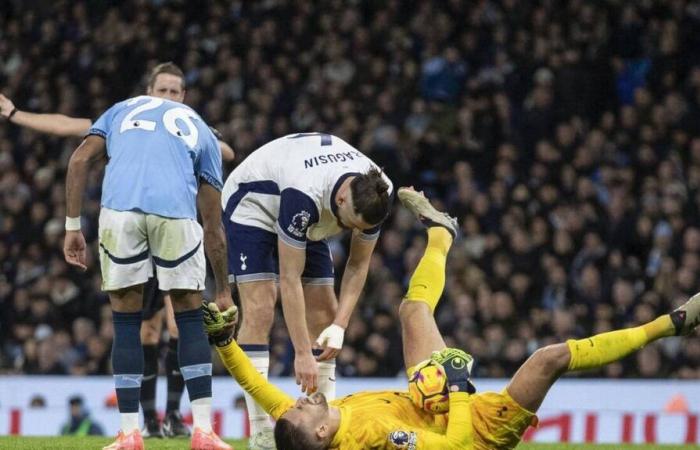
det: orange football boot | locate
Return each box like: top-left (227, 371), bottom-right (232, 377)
top-left (102, 429), bottom-right (144, 450)
top-left (190, 427), bottom-right (233, 450)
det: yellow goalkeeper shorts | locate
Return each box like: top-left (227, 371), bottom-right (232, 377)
top-left (471, 390), bottom-right (538, 450)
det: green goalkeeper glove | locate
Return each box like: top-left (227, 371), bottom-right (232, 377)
top-left (201, 301), bottom-right (238, 347)
top-left (431, 348), bottom-right (476, 394)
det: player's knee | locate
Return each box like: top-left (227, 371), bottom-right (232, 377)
top-left (398, 300), bottom-right (428, 323)
top-left (306, 286), bottom-right (337, 323)
top-left (318, 295), bottom-right (337, 319)
top-left (532, 344), bottom-right (570, 375)
top-left (239, 285), bottom-right (277, 329)
top-left (109, 286), bottom-right (144, 312)
top-left (168, 289), bottom-right (201, 311)
top-left (241, 301), bottom-right (275, 329)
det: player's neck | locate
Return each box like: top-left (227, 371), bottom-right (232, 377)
top-left (328, 406), bottom-right (342, 437)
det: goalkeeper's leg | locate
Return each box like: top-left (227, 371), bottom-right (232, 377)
top-left (397, 187), bottom-right (457, 370)
top-left (506, 292), bottom-right (700, 413)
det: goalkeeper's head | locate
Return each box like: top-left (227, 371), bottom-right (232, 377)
top-left (274, 392), bottom-right (335, 450)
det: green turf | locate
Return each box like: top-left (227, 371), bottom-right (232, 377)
top-left (0, 436), bottom-right (242, 449)
top-left (0, 436), bottom-right (696, 449)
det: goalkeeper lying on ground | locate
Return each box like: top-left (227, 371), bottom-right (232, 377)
top-left (204, 187), bottom-right (700, 450)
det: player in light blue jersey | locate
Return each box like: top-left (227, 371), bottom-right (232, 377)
top-left (64, 94), bottom-right (232, 450)
top-left (2, 62), bottom-right (234, 438)
top-left (91, 96), bottom-right (221, 219)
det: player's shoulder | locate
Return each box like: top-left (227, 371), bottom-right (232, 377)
top-left (101, 95), bottom-right (154, 116)
top-left (98, 97), bottom-right (133, 116)
top-left (114, 95), bottom-right (150, 109)
top-left (271, 132), bottom-right (356, 148)
top-left (326, 133), bottom-right (357, 149)
top-left (115, 95), bottom-right (197, 112)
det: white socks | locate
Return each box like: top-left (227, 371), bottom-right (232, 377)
top-left (121, 412), bottom-right (139, 433)
top-left (244, 350), bottom-right (272, 435)
top-left (191, 397), bottom-right (213, 433)
top-left (317, 359), bottom-right (337, 400)
top-left (240, 350), bottom-right (336, 437)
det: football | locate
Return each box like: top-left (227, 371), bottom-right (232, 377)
top-left (408, 359), bottom-right (450, 414)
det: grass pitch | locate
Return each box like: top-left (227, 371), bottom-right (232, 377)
top-left (0, 436), bottom-right (697, 449)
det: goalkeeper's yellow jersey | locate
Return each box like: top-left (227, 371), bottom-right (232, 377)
top-left (217, 341), bottom-right (474, 449)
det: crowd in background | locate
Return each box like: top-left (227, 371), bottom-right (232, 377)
top-left (1, 0), bottom-right (700, 380)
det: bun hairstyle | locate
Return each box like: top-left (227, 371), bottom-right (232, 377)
top-left (350, 167), bottom-right (391, 226)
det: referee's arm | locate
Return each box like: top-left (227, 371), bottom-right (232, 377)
top-left (2, 92), bottom-right (91, 137)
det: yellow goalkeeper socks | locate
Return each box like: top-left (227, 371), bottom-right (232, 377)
top-left (567, 315), bottom-right (674, 371)
top-left (405, 227), bottom-right (452, 313)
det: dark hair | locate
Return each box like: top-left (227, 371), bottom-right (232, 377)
top-left (350, 167), bottom-right (391, 225)
top-left (147, 62), bottom-right (185, 90)
top-left (274, 418), bottom-right (327, 450)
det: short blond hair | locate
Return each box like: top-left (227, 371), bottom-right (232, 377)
top-left (147, 62), bottom-right (185, 90)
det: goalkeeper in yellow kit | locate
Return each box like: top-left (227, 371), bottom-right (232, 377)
top-left (205, 187), bottom-right (700, 450)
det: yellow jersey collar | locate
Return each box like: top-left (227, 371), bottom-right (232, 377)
top-left (329, 405), bottom-right (350, 448)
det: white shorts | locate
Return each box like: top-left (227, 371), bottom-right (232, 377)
top-left (98, 208), bottom-right (205, 292)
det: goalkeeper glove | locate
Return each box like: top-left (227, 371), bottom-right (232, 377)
top-left (201, 301), bottom-right (238, 347)
top-left (431, 348), bottom-right (476, 394)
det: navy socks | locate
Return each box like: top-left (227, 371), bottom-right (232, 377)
top-left (112, 311), bottom-right (144, 413)
top-left (174, 308), bottom-right (212, 401)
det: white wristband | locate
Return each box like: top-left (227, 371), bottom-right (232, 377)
top-left (65, 216), bottom-right (81, 231)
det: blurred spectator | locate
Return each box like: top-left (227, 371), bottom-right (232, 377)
top-left (0, 0), bottom-right (699, 380)
top-left (60, 395), bottom-right (104, 436)
top-left (29, 394), bottom-right (46, 408)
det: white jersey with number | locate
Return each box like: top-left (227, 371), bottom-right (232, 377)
top-left (221, 133), bottom-right (393, 249)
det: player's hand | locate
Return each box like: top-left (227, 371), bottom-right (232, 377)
top-left (294, 352), bottom-right (319, 395)
top-left (0, 94), bottom-right (15, 119)
top-left (201, 301), bottom-right (238, 347)
top-left (314, 323), bottom-right (345, 361)
top-left (214, 289), bottom-right (234, 310)
top-left (63, 230), bottom-right (87, 271)
top-left (431, 348), bottom-right (476, 394)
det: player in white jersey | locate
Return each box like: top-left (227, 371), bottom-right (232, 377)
top-left (221, 132), bottom-right (393, 448)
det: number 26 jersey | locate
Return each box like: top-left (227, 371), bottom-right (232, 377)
top-left (89, 95), bottom-right (222, 220)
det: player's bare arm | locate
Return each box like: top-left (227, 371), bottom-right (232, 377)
top-left (63, 135), bottom-right (107, 270)
top-left (335, 231), bottom-right (376, 328)
top-left (277, 239), bottom-right (319, 395)
top-left (315, 232), bottom-right (376, 361)
top-left (197, 182), bottom-right (232, 309)
top-left (1, 93), bottom-right (91, 136)
top-left (218, 140), bottom-right (235, 162)
top-left (204, 303), bottom-right (298, 419)
top-left (208, 126), bottom-right (235, 162)
top-left (1, 93), bottom-right (235, 161)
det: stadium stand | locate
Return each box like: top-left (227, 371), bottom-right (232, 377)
top-left (1, 0), bottom-right (699, 381)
